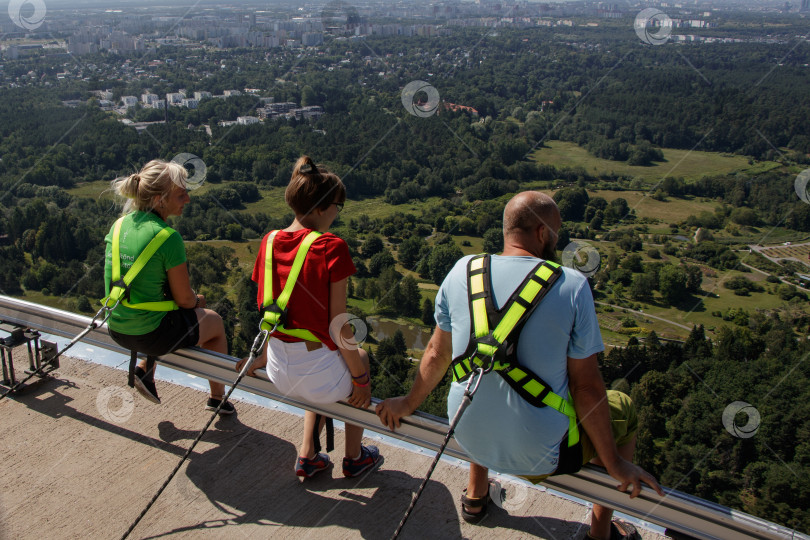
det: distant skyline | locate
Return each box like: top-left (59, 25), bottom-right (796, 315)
top-left (33, 0), bottom-right (805, 9)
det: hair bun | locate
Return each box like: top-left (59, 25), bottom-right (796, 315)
top-left (300, 161), bottom-right (315, 174)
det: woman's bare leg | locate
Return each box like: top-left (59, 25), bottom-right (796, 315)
top-left (195, 308), bottom-right (228, 398)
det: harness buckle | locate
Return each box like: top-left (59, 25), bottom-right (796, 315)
top-left (470, 352), bottom-right (498, 374)
top-left (475, 333), bottom-right (508, 368)
top-left (262, 302), bottom-right (288, 327)
top-left (110, 279), bottom-right (131, 302)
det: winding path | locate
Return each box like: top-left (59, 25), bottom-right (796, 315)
top-left (594, 301), bottom-right (693, 331)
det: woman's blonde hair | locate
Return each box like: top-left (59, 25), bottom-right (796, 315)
top-left (285, 156), bottom-right (345, 216)
top-left (112, 159), bottom-right (188, 215)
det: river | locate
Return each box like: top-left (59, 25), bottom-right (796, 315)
top-left (366, 316), bottom-right (433, 352)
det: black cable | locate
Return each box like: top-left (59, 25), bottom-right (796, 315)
top-left (119, 329), bottom-right (269, 540)
top-left (391, 368), bottom-right (485, 539)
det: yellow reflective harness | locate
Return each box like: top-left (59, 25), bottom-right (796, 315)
top-left (102, 214), bottom-right (180, 390)
top-left (449, 254), bottom-right (581, 455)
top-left (261, 230), bottom-right (323, 342)
top-left (102, 215), bottom-right (179, 312)
top-left (261, 229), bottom-right (335, 452)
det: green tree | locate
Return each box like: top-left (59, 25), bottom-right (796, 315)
top-left (685, 265), bottom-right (703, 293)
top-left (483, 228), bottom-right (503, 253)
top-left (368, 249), bottom-right (396, 277)
top-left (421, 298), bottom-right (434, 326)
top-left (630, 273), bottom-right (656, 302)
top-left (553, 187), bottom-right (589, 222)
top-left (589, 210), bottom-right (604, 230)
top-left (301, 85), bottom-right (317, 106)
top-left (397, 235), bottom-right (425, 270)
top-left (362, 234), bottom-right (384, 257)
top-left (400, 275), bottom-right (421, 317)
top-left (76, 295), bottom-right (92, 313)
top-left (659, 264), bottom-right (688, 305)
top-left (427, 242), bottom-right (463, 285)
top-left (224, 223), bottom-right (242, 241)
top-left (730, 207), bottom-right (759, 226)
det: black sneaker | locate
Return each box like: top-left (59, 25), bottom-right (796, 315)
top-left (133, 366), bottom-right (160, 404)
top-left (205, 397), bottom-right (235, 415)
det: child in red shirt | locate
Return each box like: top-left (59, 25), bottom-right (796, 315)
top-left (238, 156), bottom-right (380, 478)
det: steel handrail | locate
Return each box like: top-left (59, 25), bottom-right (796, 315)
top-left (0, 295), bottom-right (805, 540)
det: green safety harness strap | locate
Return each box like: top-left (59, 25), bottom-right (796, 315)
top-left (102, 215), bottom-right (180, 312)
top-left (449, 254), bottom-right (580, 448)
top-left (261, 230), bottom-right (323, 342)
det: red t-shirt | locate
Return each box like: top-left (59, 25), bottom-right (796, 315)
top-left (252, 229), bottom-right (356, 350)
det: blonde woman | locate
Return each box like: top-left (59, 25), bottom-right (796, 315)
top-left (104, 159), bottom-right (234, 414)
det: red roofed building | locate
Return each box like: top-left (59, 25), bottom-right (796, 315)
top-left (440, 101), bottom-right (479, 117)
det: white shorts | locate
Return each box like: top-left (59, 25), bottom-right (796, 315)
top-left (265, 337), bottom-right (352, 405)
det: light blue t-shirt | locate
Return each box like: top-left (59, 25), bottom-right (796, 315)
top-left (436, 254), bottom-right (604, 476)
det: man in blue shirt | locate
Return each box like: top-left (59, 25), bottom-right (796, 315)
top-left (377, 191), bottom-right (663, 540)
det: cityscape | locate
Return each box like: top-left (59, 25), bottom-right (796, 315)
top-left (2, 0), bottom-right (808, 64)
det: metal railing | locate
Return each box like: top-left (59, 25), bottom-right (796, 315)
top-left (0, 295), bottom-right (805, 540)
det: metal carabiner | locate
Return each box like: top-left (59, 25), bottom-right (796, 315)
top-left (92, 296), bottom-right (123, 327)
top-left (250, 327), bottom-right (271, 357)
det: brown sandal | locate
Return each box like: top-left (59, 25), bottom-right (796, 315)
top-left (586, 519), bottom-right (642, 540)
top-left (460, 488), bottom-right (491, 524)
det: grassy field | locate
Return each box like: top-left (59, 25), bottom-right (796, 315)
top-left (241, 188), bottom-right (453, 222)
top-left (530, 140), bottom-right (780, 182)
top-left (597, 265), bottom-right (803, 346)
top-left (14, 291), bottom-right (87, 312)
top-left (188, 238), bottom-right (262, 274)
top-left (583, 190), bottom-right (718, 223)
top-left (67, 180), bottom-right (116, 199)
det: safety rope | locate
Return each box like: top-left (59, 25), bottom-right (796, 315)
top-left (391, 363), bottom-right (491, 539)
top-left (119, 326), bottom-right (271, 540)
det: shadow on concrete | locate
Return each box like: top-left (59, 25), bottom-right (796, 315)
top-left (10, 375), bottom-right (583, 540)
top-left (147, 421), bottom-right (583, 540)
top-left (8, 376), bottom-right (187, 455)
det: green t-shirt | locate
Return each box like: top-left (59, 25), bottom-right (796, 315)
top-left (104, 211), bottom-right (187, 335)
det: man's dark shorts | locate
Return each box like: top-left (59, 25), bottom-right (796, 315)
top-left (109, 308), bottom-right (200, 356)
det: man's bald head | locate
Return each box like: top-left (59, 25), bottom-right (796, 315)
top-left (503, 191), bottom-right (560, 238)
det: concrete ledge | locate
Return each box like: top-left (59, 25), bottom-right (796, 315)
top-left (1, 355), bottom-right (667, 540)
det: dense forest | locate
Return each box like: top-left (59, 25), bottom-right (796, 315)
top-left (2, 22), bottom-right (810, 532)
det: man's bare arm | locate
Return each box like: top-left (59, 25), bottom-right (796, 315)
top-left (376, 326), bottom-right (453, 430)
top-left (568, 354), bottom-right (664, 498)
